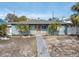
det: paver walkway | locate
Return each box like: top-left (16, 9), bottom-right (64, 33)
top-left (35, 31), bottom-right (50, 57)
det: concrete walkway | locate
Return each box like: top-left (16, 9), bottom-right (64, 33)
top-left (35, 31), bottom-right (50, 57)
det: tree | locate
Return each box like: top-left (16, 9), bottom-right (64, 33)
top-left (5, 14), bottom-right (18, 22)
top-left (18, 16), bottom-right (27, 22)
top-left (0, 24), bottom-right (7, 37)
top-left (47, 22), bottom-right (60, 35)
top-left (48, 18), bottom-right (52, 21)
top-left (71, 2), bottom-right (79, 35)
top-left (16, 25), bottom-right (29, 35)
top-left (71, 2), bottom-right (79, 13)
top-left (5, 14), bottom-right (29, 35)
top-left (70, 15), bottom-right (79, 35)
top-left (48, 17), bottom-right (59, 22)
top-left (70, 14), bottom-right (78, 25)
top-left (16, 16), bottom-right (29, 35)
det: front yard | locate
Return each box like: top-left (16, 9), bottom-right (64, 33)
top-left (0, 36), bottom-right (37, 57)
top-left (44, 36), bottom-right (79, 57)
top-left (0, 35), bottom-right (79, 57)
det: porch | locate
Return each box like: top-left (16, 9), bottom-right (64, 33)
top-left (7, 24), bottom-right (48, 35)
top-left (29, 24), bottom-right (48, 35)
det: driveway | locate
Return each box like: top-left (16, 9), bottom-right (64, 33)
top-left (35, 31), bottom-right (50, 57)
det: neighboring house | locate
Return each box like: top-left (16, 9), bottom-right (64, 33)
top-left (0, 19), bottom-right (6, 24)
top-left (6, 19), bottom-right (79, 36)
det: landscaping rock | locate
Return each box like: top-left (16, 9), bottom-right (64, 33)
top-left (0, 37), bottom-right (36, 57)
top-left (44, 36), bottom-right (79, 57)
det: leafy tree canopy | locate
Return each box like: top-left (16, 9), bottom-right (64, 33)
top-left (71, 2), bottom-right (79, 26)
top-left (16, 25), bottom-right (29, 33)
top-left (5, 13), bottom-right (29, 34)
top-left (47, 22), bottom-right (60, 32)
top-left (18, 16), bottom-right (27, 22)
top-left (0, 24), bottom-right (7, 37)
top-left (5, 14), bottom-right (18, 22)
top-left (71, 2), bottom-right (79, 12)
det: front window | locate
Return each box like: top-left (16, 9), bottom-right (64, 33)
top-left (42, 25), bottom-right (46, 29)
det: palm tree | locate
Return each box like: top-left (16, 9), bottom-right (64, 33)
top-left (70, 14), bottom-right (78, 25)
top-left (71, 2), bottom-right (79, 13)
top-left (71, 2), bottom-right (79, 35)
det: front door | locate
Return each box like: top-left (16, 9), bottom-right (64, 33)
top-left (36, 25), bottom-right (40, 31)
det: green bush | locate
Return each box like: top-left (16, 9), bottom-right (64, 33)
top-left (0, 24), bottom-right (7, 37)
top-left (47, 22), bottom-right (60, 35)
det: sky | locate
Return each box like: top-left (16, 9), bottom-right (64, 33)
top-left (0, 2), bottom-right (76, 20)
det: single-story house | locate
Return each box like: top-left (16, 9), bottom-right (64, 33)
top-left (6, 19), bottom-right (79, 36)
top-left (0, 19), bottom-right (6, 24)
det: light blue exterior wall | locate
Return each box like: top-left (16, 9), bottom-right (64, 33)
top-left (58, 26), bottom-right (65, 35)
top-left (7, 24), bottom-right (77, 35)
top-left (29, 25), bottom-right (36, 34)
top-left (9, 25), bottom-right (66, 35)
top-left (11, 25), bottom-right (19, 35)
top-left (67, 26), bottom-right (76, 35)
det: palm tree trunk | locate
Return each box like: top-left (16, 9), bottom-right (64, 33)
top-left (75, 25), bottom-right (78, 36)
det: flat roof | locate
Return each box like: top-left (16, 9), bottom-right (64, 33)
top-left (7, 19), bottom-right (72, 25)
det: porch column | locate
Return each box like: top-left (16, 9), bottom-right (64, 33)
top-left (28, 24), bottom-right (30, 35)
top-left (7, 25), bottom-right (12, 36)
top-left (64, 25), bottom-right (68, 35)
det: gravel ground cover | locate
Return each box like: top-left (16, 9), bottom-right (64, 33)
top-left (0, 36), bottom-right (37, 57)
top-left (44, 36), bottom-right (79, 57)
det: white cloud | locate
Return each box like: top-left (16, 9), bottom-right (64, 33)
top-left (0, 8), bottom-right (14, 19)
top-left (4, 8), bottom-right (14, 14)
top-left (0, 13), bottom-right (52, 20)
top-left (0, 14), bottom-right (6, 19)
top-left (16, 13), bottom-right (52, 20)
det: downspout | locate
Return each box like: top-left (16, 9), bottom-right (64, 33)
top-left (76, 22), bottom-right (78, 36)
top-left (65, 24), bottom-right (67, 35)
top-left (29, 24), bottom-right (30, 36)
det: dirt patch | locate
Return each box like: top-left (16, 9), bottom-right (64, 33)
top-left (0, 36), bottom-right (37, 57)
top-left (44, 36), bottom-right (79, 57)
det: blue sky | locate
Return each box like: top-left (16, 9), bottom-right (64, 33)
top-left (0, 2), bottom-right (75, 20)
